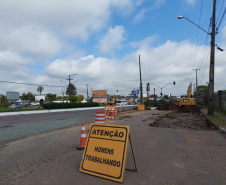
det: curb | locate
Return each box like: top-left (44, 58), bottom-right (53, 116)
top-left (218, 127), bottom-right (226, 134)
top-left (0, 105), bottom-right (137, 117)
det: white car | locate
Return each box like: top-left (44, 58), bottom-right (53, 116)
top-left (116, 100), bottom-right (128, 106)
top-left (31, 102), bottom-right (40, 106)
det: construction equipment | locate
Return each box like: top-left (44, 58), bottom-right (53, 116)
top-left (169, 96), bottom-right (179, 106)
top-left (108, 95), bottom-right (116, 105)
top-left (179, 82), bottom-right (195, 106)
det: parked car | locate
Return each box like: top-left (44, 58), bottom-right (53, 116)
top-left (8, 103), bottom-right (22, 109)
top-left (116, 100), bottom-right (128, 106)
top-left (21, 100), bottom-right (31, 106)
top-left (31, 102), bottom-right (40, 106)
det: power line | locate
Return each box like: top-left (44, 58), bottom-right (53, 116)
top-left (217, 6), bottom-right (226, 30)
top-left (0, 80), bottom-right (65, 87)
top-left (192, 0), bottom-right (204, 69)
top-left (216, 0), bottom-right (226, 24)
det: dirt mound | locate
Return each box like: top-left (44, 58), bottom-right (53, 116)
top-left (149, 110), bottom-right (216, 131)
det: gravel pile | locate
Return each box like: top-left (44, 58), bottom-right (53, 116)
top-left (149, 111), bottom-right (215, 131)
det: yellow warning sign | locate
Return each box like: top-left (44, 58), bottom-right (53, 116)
top-left (79, 124), bottom-right (130, 183)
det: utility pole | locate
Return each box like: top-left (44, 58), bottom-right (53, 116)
top-left (154, 87), bottom-right (155, 104)
top-left (62, 89), bottom-right (64, 103)
top-left (192, 68), bottom-right (200, 100)
top-left (139, 55), bottom-right (143, 104)
top-left (66, 75), bottom-right (73, 103)
top-left (146, 82), bottom-right (150, 106)
top-left (85, 84), bottom-right (89, 100)
top-left (208, 0), bottom-right (216, 115)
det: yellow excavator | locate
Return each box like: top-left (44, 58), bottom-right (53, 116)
top-left (108, 95), bottom-right (116, 105)
top-left (179, 82), bottom-right (195, 106)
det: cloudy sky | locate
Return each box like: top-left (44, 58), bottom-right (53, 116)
top-left (0, 0), bottom-right (226, 98)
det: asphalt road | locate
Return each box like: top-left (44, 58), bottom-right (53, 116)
top-left (0, 106), bottom-right (135, 144)
top-left (0, 110), bottom-right (226, 185)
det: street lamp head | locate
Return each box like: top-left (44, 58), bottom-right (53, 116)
top-left (178, 16), bottom-right (183, 19)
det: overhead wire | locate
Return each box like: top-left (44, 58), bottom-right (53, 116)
top-left (0, 80), bottom-right (65, 87)
top-left (192, 0), bottom-right (203, 70)
top-left (216, 0), bottom-right (226, 24)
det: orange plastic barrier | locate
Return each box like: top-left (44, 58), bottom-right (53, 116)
top-left (105, 105), bottom-right (116, 119)
top-left (76, 123), bottom-right (87, 150)
top-left (95, 110), bottom-right (105, 124)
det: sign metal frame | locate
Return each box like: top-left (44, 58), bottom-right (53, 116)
top-left (79, 124), bottom-right (137, 183)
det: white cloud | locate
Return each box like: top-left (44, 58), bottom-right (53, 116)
top-left (98, 26), bottom-right (127, 54)
top-left (1, 35), bottom-right (226, 97)
top-left (0, 26), bottom-right (62, 57)
top-left (42, 39), bottom-right (211, 96)
top-left (129, 35), bottom-right (157, 48)
top-left (0, 0), bottom-right (133, 40)
top-left (132, 8), bottom-right (149, 23)
top-left (132, 0), bottom-right (165, 23)
top-left (187, 0), bottom-right (195, 5)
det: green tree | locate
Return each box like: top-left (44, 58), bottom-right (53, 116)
top-left (163, 95), bottom-right (169, 100)
top-left (66, 83), bottom-right (77, 95)
top-left (71, 95), bottom-right (78, 102)
top-left (0, 95), bottom-right (7, 103)
top-left (46, 93), bottom-right (56, 101)
top-left (56, 96), bottom-right (63, 100)
top-left (20, 93), bottom-right (27, 100)
top-left (197, 85), bottom-right (208, 97)
top-left (37, 86), bottom-right (44, 95)
top-left (77, 95), bottom-right (84, 102)
top-left (20, 92), bottom-right (35, 101)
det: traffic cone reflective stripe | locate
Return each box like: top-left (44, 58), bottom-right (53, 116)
top-left (77, 123), bottom-right (87, 150)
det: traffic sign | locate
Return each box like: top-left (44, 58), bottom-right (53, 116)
top-left (79, 124), bottom-right (134, 182)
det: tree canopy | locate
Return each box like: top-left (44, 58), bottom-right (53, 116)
top-left (66, 83), bottom-right (77, 95)
top-left (196, 85), bottom-right (208, 97)
top-left (20, 92), bottom-right (35, 101)
top-left (46, 93), bottom-right (57, 101)
top-left (37, 86), bottom-right (44, 95)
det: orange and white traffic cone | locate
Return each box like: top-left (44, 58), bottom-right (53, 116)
top-left (119, 107), bottom-right (121, 112)
top-left (125, 107), bottom-right (127, 111)
top-left (76, 123), bottom-right (87, 150)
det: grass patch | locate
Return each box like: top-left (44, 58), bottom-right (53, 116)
top-left (207, 114), bottom-right (226, 127)
top-left (0, 106), bottom-right (43, 112)
top-left (214, 107), bottom-right (226, 115)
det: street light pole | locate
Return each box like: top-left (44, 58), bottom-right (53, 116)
top-left (208, 0), bottom-right (216, 115)
top-left (139, 55), bottom-right (143, 104)
top-left (153, 82), bottom-right (175, 98)
top-left (192, 69), bottom-right (200, 101)
top-left (178, 0), bottom-right (216, 115)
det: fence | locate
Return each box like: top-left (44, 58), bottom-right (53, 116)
top-left (214, 91), bottom-right (226, 111)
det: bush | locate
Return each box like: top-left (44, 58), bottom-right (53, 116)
top-left (42, 102), bottom-right (99, 109)
top-left (0, 103), bottom-right (11, 107)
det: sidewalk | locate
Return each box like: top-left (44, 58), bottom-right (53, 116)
top-left (0, 105), bottom-right (136, 117)
top-left (200, 107), bottom-right (226, 133)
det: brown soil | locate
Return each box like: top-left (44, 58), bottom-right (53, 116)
top-left (149, 109), bottom-right (217, 131)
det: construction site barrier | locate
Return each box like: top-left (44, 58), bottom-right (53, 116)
top-left (138, 104), bottom-right (145, 111)
top-left (105, 105), bottom-right (116, 119)
top-left (94, 110), bottom-right (105, 124)
top-left (76, 122), bottom-right (87, 150)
